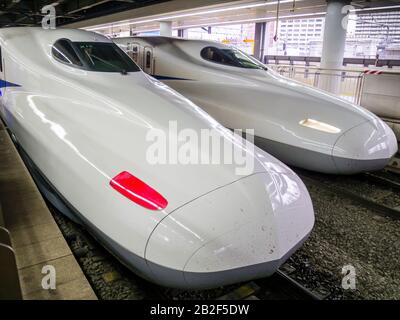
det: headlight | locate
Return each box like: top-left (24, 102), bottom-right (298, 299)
top-left (299, 118), bottom-right (341, 134)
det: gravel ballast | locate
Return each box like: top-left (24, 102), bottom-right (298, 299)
top-left (289, 176), bottom-right (400, 299)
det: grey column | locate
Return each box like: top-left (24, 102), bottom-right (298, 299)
top-left (318, 0), bottom-right (351, 94)
top-left (254, 22), bottom-right (266, 61)
top-left (160, 21), bottom-right (173, 36)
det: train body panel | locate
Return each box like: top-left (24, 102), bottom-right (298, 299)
top-left (115, 36), bottom-right (397, 174)
top-left (0, 28), bottom-right (314, 288)
top-left (146, 171), bottom-right (312, 288)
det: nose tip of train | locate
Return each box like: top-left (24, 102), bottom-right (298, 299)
top-left (332, 119), bottom-right (398, 174)
top-left (182, 209), bottom-right (313, 290)
top-left (145, 170), bottom-right (314, 289)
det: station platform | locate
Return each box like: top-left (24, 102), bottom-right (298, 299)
top-left (0, 121), bottom-right (97, 300)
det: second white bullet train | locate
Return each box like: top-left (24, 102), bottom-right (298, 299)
top-left (114, 36), bottom-right (398, 175)
top-left (0, 28), bottom-right (314, 289)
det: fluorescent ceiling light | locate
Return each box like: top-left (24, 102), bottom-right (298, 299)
top-left (177, 11), bottom-right (326, 29)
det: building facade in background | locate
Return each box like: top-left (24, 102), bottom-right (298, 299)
top-left (274, 17), bottom-right (325, 56)
top-left (267, 11), bottom-right (400, 59)
top-left (351, 10), bottom-right (400, 59)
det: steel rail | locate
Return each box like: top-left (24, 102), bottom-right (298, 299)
top-left (298, 172), bottom-right (400, 221)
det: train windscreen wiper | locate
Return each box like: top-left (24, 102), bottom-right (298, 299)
top-left (88, 53), bottom-right (128, 75)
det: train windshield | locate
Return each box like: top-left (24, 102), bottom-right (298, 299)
top-left (52, 39), bottom-right (140, 73)
top-left (201, 46), bottom-right (265, 70)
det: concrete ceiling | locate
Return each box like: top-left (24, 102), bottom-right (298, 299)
top-left (0, 0), bottom-right (172, 28)
top-left (65, 0), bottom-right (250, 28)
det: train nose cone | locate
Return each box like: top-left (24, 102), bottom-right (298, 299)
top-left (332, 119), bottom-right (398, 174)
top-left (145, 169), bottom-right (314, 289)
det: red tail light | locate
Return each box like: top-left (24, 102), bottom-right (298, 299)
top-left (110, 171), bottom-right (168, 211)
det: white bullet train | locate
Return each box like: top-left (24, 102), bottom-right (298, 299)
top-left (114, 36), bottom-right (398, 174)
top-left (0, 28), bottom-right (314, 289)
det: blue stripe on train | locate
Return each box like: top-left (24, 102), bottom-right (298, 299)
top-left (152, 75), bottom-right (193, 81)
top-left (0, 79), bottom-right (21, 96)
top-left (0, 79), bottom-right (21, 88)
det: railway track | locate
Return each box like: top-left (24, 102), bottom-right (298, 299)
top-left (255, 270), bottom-right (324, 300)
top-left (362, 171), bottom-right (400, 193)
top-left (296, 169), bottom-right (400, 221)
top-left (215, 270), bottom-right (323, 300)
top-left (273, 270), bottom-right (323, 300)
top-left (387, 155), bottom-right (400, 175)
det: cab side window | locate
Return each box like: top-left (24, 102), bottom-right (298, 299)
top-left (201, 47), bottom-right (225, 64)
top-left (52, 39), bottom-right (83, 66)
top-left (52, 38), bottom-right (140, 73)
top-left (200, 46), bottom-right (263, 70)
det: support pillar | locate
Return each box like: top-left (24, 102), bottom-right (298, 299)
top-left (160, 21), bottom-right (173, 37)
top-left (318, 0), bottom-right (350, 94)
top-left (254, 22), bottom-right (266, 61)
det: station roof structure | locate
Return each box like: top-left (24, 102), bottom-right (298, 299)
top-left (0, 0), bottom-right (398, 31)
